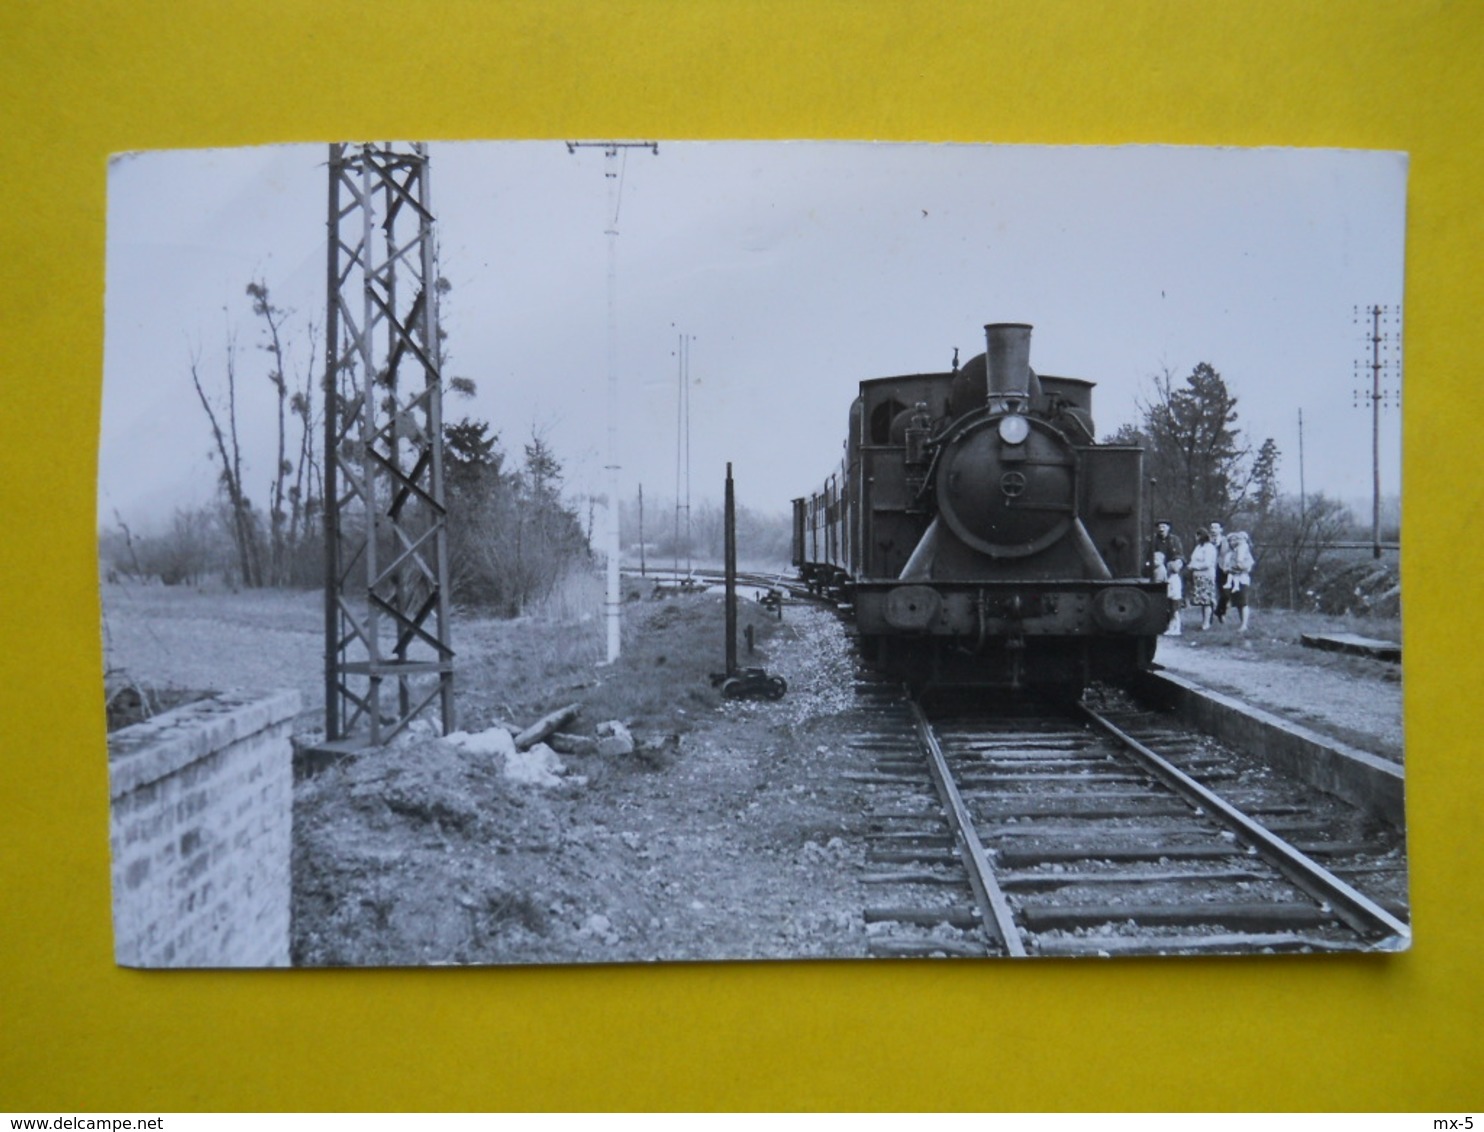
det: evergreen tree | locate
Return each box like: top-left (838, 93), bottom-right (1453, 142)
top-left (1128, 363), bottom-right (1277, 538)
top-left (441, 418), bottom-right (590, 615)
top-left (1251, 437), bottom-right (1281, 520)
top-left (444, 417), bottom-right (503, 492)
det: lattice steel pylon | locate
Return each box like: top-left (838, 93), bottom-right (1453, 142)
top-left (321, 142), bottom-right (454, 747)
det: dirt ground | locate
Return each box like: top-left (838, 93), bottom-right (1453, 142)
top-left (290, 591), bottom-right (879, 966)
top-left (100, 579), bottom-right (1406, 966)
top-left (103, 580), bottom-right (879, 965)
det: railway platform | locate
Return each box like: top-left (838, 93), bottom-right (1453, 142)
top-left (1138, 625), bottom-right (1405, 829)
top-left (1149, 629), bottom-right (1402, 766)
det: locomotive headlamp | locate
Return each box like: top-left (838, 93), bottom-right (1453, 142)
top-left (997, 414), bottom-right (1031, 445)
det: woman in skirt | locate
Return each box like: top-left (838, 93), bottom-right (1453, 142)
top-left (1188, 528), bottom-right (1219, 630)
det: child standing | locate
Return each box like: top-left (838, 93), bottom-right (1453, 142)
top-left (1163, 551), bottom-right (1185, 636)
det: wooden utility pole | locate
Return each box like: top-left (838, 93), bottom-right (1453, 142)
top-left (1298, 408), bottom-right (1306, 525)
top-left (1369, 305), bottom-right (1382, 559)
top-left (1354, 304), bottom-right (1400, 561)
top-left (724, 462), bottom-right (737, 675)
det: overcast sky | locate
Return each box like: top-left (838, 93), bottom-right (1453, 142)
top-left (100, 141), bottom-right (1406, 531)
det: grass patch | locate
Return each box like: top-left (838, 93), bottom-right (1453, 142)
top-left (452, 584), bottom-right (789, 742)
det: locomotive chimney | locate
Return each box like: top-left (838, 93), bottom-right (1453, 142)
top-left (985, 322), bottom-right (1033, 411)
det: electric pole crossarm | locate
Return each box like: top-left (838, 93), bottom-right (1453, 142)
top-left (565, 141), bottom-right (661, 154)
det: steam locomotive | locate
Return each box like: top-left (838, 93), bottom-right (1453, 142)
top-left (792, 322), bottom-right (1166, 690)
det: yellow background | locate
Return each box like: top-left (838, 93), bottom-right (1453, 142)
top-left (1, 0), bottom-right (1479, 1111)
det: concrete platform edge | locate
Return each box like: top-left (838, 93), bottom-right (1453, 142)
top-left (1132, 669), bottom-right (1406, 829)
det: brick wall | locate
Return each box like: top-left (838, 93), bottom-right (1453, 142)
top-left (108, 689), bottom-right (301, 967)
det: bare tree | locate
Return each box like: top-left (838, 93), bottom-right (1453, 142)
top-left (284, 320), bottom-right (322, 584)
top-left (110, 509), bottom-right (145, 579)
top-left (247, 281), bottom-right (293, 585)
top-left (1257, 493), bottom-right (1354, 609)
top-left (190, 338), bottom-right (262, 586)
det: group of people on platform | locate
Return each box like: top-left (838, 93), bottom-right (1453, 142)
top-left (1148, 520), bottom-right (1256, 636)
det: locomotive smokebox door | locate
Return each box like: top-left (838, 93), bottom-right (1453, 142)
top-left (884, 585), bottom-right (942, 631)
top-left (936, 418), bottom-right (1075, 558)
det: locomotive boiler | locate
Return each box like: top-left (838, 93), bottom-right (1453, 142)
top-left (793, 322), bottom-right (1166, 690)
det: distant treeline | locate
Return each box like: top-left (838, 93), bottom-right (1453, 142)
top-left (100, 290), bottom-right (1397, 622)
top-left (617, 493), bottom-right (793, 571)
top-left (100, 277), bottom-right (599, 616)
top-left (1106, 361), bottom-right (1399, 615)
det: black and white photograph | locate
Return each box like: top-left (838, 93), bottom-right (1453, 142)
top-left (99, 140), bottom-right (1408, 967)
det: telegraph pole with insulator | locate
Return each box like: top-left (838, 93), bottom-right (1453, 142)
top-left (1353, 304), bottom-right (1401, 560)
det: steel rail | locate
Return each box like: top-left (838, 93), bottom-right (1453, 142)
top-left (622, 566), bottom-right (818, 604)
top-left (1078, 704), bottom-right (1410, 949)
top-left (908, 698), bottom-right (1027, 957)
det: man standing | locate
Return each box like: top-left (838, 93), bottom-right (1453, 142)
top-left (1150, 520), bottom-right (1184, 576)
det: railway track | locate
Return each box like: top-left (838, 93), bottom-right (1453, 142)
top-left (852, 686), bottom-right (1410, 958)
top-left (624, 566), bottom-right (817, 603)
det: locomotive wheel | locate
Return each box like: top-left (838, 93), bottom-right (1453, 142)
top-left (766, 676), bottom-right (787, 700)
top-left (720, 677), bottom-right (743, 699)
